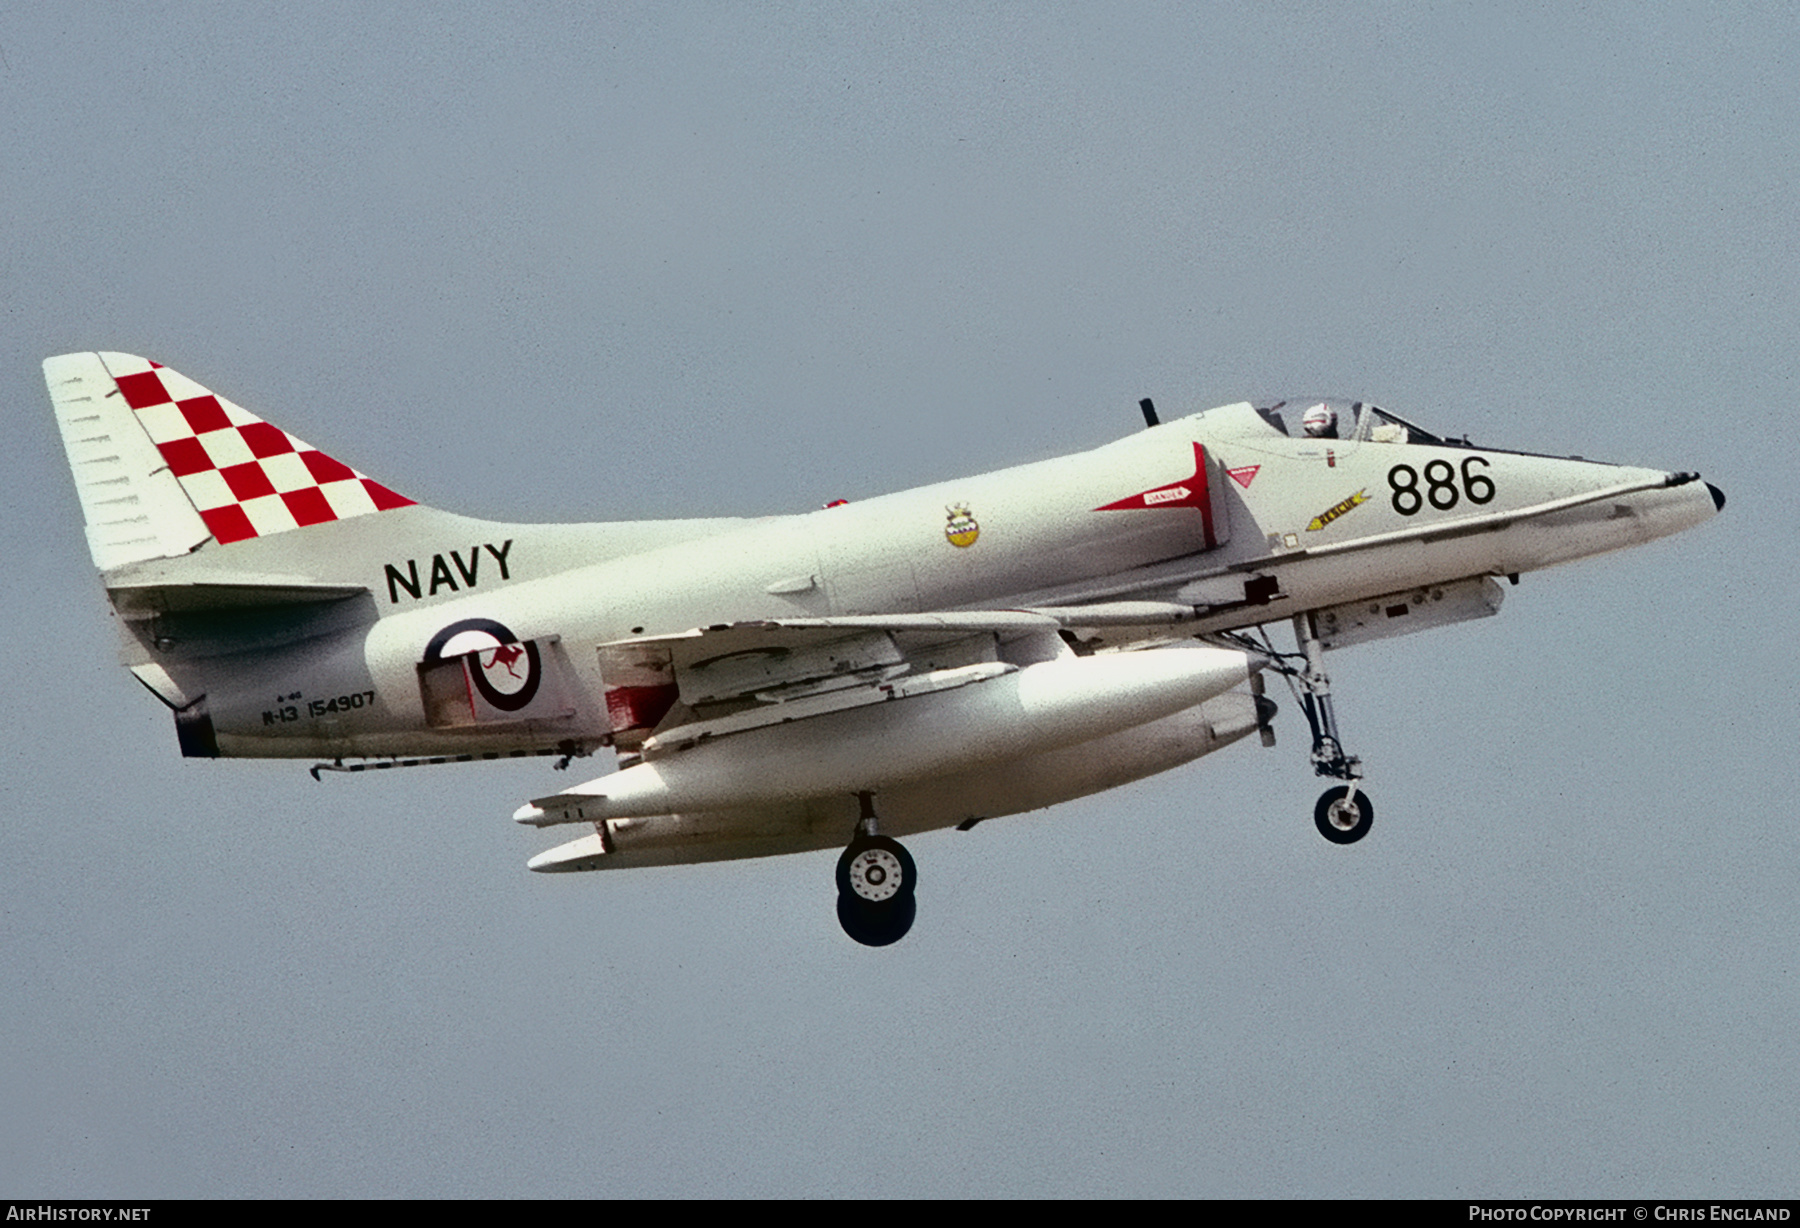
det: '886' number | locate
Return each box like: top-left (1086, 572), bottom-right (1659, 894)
top-left (1387, 456), bottom-right (1495, 515)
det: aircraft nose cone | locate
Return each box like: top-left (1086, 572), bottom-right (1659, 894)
top-left (1706, 482), bottom-right (1725, 512)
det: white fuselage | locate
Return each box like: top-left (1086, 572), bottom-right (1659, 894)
top-left (110, 400), bottom-right (1717, 864)
top-left (48, 351), bottom-right (1717, 879)
top-left (151, 402), bottom-right (1710, 760)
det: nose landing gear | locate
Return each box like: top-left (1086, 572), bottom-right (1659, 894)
top-left (1290, 611), bottom-right (1372, 845)
top-left (1221, 613), bottom-right (1373, 845)
top-left (836, 792), bottom-right (918, 946)
top-left (1288, 611), bottom-right (1372, 844)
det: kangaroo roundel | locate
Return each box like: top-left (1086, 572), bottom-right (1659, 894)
top-left (424, 619), bottom-right (543, 713)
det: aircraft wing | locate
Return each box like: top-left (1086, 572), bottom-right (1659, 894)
top-left (596, 603), bottom-right (1212, 752)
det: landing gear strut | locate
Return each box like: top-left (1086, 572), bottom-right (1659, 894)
top-left (1222, 614), bottom-right (1375, 844)
top-left (1292, 613), bottom-right (1360, 780)
top-left (1290, 612), bottom-right (1371, 844)
top-left (836, 792), bottom-right (917, 946)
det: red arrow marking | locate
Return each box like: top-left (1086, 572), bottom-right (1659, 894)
top-left (1094, 442), bottom-right (1219, 548)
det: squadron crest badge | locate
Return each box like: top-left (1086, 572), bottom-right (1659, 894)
top-left (944, 502), bottom-right (980, 547)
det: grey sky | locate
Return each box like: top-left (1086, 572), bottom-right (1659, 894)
top-left (2, 2), bottom-right (1794, 1197)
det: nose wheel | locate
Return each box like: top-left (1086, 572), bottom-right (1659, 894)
top-left (1314, 784), bottom-right (1373, 844)
top-left (835, 792), bottom-right (918, 946)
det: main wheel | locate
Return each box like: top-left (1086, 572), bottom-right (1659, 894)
top-left (837, 892), bottom-right (917, 947)
top-left (1314, 784), bottom-right (1374, 845)
top-left (836, 835), bottom-right (917, 904)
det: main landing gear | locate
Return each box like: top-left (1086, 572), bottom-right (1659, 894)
top-left (836, 792), bottom-right (917, 946)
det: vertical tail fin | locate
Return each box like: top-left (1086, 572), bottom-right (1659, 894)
top-left (44, 352), bottom-right (416, 572)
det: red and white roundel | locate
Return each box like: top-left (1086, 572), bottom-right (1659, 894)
top-left (428, 620), bottom-right (542, 713)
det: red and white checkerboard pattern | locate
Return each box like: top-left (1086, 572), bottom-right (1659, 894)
top-left (102, 355), bottom-right (414, 546)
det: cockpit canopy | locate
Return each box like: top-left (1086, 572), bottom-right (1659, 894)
top-left (1253, 398), bottom-right (1465, 447)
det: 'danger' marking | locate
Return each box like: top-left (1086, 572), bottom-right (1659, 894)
top-left (1094, 442), bottom-right (1220, 548)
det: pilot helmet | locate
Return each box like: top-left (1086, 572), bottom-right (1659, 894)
top-left (1302, 403), bottom-right (1337, 438)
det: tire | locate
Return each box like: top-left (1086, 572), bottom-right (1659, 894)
top-left (837, 892), bottom-right (917, 947)
top-left (836, 836), bottom-right (917, 903)
top-left (1314, 785), bottom-right (1374, 845)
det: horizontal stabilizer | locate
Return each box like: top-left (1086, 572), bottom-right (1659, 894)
top-left (106, 579), bottom-right (370, 615)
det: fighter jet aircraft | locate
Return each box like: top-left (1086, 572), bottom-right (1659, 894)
top-left (45, 353), bottom-right (1723, 944)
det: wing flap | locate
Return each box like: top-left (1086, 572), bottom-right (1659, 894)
top-left (596, 605), bottom-right (1220, 752)
top-left (597, 613), bottom-right (1065, 751)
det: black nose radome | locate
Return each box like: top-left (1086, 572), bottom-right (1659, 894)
top-left (1707, 483), bottom-right (1725, 512)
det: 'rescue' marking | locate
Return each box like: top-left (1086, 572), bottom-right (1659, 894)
top-left (385, 540), bottom-right (514, 603)
top-left (1306, 490), bottom-right (1369, 532)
